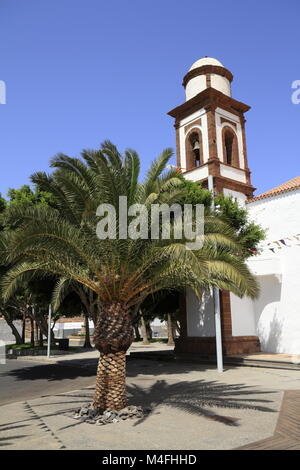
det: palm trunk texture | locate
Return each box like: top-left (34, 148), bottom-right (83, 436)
top-left (92, 302), bottom-right (134, 411)
top-left (94, 351), bottom-right (127, 411)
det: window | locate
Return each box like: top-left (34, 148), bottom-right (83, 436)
top-left (185, 130), bottom-right (203, 170)
top-left (222, 127), bottom-right (239, 167)
top-left (224, 132), bottom-right (233, 164)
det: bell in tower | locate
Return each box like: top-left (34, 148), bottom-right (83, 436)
top-left (192, 138), bottom-right (201, 166)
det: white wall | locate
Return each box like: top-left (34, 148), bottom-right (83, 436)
top-left (210, 74), bottom-right (231, 96)
top-left (184, 164), bottom-right (209, 182)
top-left (185, 75), bottom-right (207, 101)
top-left (248, 189), bottom-right (300, 241)
top-left (186, 289), bottom-right (215, 337)
top-left (230, 293), bottom-right (256, 336)
top-left (223, 188), bottom-right (247, 205)
top-left (273, 247), bottom-right (300, 353)
top-left (53, 320), bottom-right (94, 339)
top-left (254, 275), bottom-right (282, 352)
top-left (246, 189), bottom-right (300, 353)
top-left (186, 187), bottom-right (300, 354)
top-left (220, 164), bottom-right (246, 183)
top-left (185, 74), bottom-right (231, 101)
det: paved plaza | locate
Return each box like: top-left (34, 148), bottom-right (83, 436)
top-left (1, 347), bottom-right (300, 450)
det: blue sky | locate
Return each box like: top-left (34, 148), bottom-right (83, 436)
top-left (0, 0), bottom-right (299, 197)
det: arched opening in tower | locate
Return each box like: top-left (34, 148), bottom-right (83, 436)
top-left (222, 127), bottom-right (239, 167)
top-left (185, 130), bottom-right (203, 170)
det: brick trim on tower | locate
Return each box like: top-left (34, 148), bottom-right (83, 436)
top-left (220, 117), bottom-right (237, 129)
top-left (182, 65), bottom-right (233, 88)
top-left (168, 87), bottom-right (250, 122)
top-left (206, 106), bottom-right (218, 162)
top-left (184, 118), bottom-right (202, 134)
top-left (175, 124), bottom-right (181, 168)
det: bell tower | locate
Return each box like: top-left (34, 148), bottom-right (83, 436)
top-left (168, 57), bottom-right (255, 203)
top-left (168, 57), bottom-right (260, 356)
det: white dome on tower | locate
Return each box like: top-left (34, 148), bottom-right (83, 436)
top-left (183, 56), bottom-right (232, 101)
top-left (189, 57), bottom-right (224, 71)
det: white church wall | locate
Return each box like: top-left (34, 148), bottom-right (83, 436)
top-left (247, 189), bottom-right (300, 354)
top-left (230, 293), bottom-right (256, 336)
top-left (274, 247), bottom-right (300, 353)
top-left (223, 188), bottom-right (247, 205)
top-left (248, 189), bottom-right (300, 240)
top-left (186, 288), bottom-right (215, 337)
top-left (254, 275), bottom-right (282, 352)
top-left (252, 260), bottom-right (300, 355)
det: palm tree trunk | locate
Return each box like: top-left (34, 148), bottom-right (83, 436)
top-left (92, 301), bottom-right (134, 411)
top-left (172, 320), bottom-right (177, 341)
top-left (146, 321), bottom-right (152, 340)
top-left (4, 314), bottom-right (23, 345)
top-left (76, 288), bottom-right (95, 348)
top-left (39, 327), bottom-right (43, 347)
top-left (30, 316), bottom-right (35, 347)
top-left (21, 313), bottom-right (26, 343)
top-left (38, 316), bottom-right (49, 340)
top-left (167, 313), bottom-right (175, 346)
top-left (34, 320), bottom-right (39, 344)
top-left (134, 323), bottom-right (141, 341)
top-left (141, 316), bottom-right (150, 345)
top-left (83, 313), bottom-right (92, 348)
top-left (93, 351), bottom-right (127, 411)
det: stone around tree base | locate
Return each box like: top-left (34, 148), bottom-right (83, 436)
top-left (73, 404), bottom-right (151, 425)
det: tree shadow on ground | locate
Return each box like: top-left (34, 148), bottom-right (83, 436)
top-left (126, 357), bottom-right (238, 378)
top-left (0, 434), bottom-right (28, 447)
top-left (47, 379), bottom-right (275, 431)
top-left (127, 379), bottom-right (276, 427)
top-left (1, 361), bottom-right (96, 382)
top-left (2, 356), bottom-right (238, 383)
top-left (0, 425), bottom-right (29, 447)
top-left (0, 378), bottom-right (276, 437)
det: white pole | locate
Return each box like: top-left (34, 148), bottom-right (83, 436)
top-left (47, 304), bottom-right (52, 358)
top-left (208, 175), bottom-right (224, 373)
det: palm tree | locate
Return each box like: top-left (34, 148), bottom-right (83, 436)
top-left (1, 142), bottom-right (258, 412)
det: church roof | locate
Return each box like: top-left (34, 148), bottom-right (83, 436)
top-left (247, 176), bottom-right (300, 203)
top-left (167, 87), bottom-right (250, 119)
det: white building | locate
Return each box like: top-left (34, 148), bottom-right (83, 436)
top-left (245, 178), bottom-right (300, 354)
top-left (168, 57), bottom-right (300, 355)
